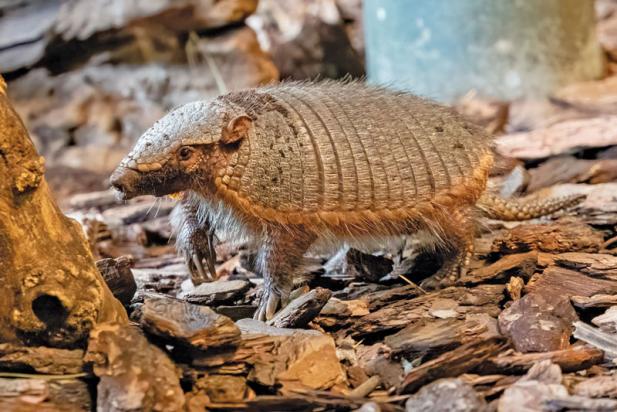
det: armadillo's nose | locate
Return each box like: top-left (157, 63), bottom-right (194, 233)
top-left (109, 166), bottom-right (140, 200)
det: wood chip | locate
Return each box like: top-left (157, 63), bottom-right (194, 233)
top-left (182, 280), bottom-right (250, 305)
top-left (498, 292), bottom-right (578, 353)
top-left (480, 345), bottom-right (603, 374)
top-left (405, 378), bottom-right (487, 412)
top-left (491, 221), bottom-right (603, 255)
top-left (496, 116), bottom-right (617, 159)
top-left (85, 323), bottom-right (185, 412)
top-left (398, 338), bottom-right (506, 394)
top-left (96, 256), bottom-right (137, 306)
top-left (136, 295), bottom-right (240, 349)
top-left (0, 344), bottom-right (84, 375)
top-left (268, 287), bottom-right (332, 328)
top-left (349, 285), bottom-right (504, 337)
top-left (385, 314), bottom-right (500, 356)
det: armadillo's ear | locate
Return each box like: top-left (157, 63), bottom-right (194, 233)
top-left (221, 115), bottom-right (252, 145)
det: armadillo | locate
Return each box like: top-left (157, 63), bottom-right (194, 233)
top-left (110, 81), bottom-right (583, 320)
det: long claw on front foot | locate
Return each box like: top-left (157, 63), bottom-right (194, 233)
top-left (254, 287), bottom-right (286, 321)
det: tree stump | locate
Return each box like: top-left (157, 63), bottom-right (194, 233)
top-left (0, 77), bottom-right (127, 347)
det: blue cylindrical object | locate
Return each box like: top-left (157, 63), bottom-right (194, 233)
top-left (364, 0), bottom-right (605, 102)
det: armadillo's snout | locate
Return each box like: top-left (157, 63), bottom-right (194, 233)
top-left (110, 166), bottom-right (141, 200)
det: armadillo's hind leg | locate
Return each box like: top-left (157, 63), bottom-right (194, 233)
top-left (419, 209), bottom-right (475, 290)
top-left (170, 193), bottom-right (218, 286)
top-left (254, 228), bottom-right (315, 321)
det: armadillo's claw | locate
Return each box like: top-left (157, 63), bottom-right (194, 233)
top-left (185, 247), bottom-right (218, 286)
top-left (254, 287), bottom-right (284, 321)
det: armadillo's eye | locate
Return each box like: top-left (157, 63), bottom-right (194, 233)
top-left (178, 146), bottom-right (194, 161)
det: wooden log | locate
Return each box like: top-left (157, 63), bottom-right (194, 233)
top-left (0, 77), bottom-right (127, 347)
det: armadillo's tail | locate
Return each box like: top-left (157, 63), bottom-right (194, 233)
top-left (476, 192), bottom-right (586, 221)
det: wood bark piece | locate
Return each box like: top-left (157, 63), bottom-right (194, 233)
top-left (192, 319), bottom-right (347, 392)
top-left (552, 75), bottom-right (617, 114)
top-left (85, 322), bottom-right (185, 412)
top-left (398, 337), bottom-right (506, 394)
top-left (527, 156), bottom-right (617, 191)
top-left (574, 374), bottom-right (617, 398)
top-left (572, 294), bottom-right (617, 308)
top-left (546, 395), bottom-right (617, 411)
top-left (191, 374), bottom-right (252, 403)
top-left (356, 343), bottom-right (405, 389)
top-left (405, 378), bottom-right (488, 412)
top-left (0, 0), bottom-right (259, 72)
top-left (182, 280), bottom-right (250, 305)
top-left (552, 252), bottom-right (617, 279)
top-left (491, 221), bottom-right (603, 255)
top-left (344, 249), bottom-right (394, 282)
top-left (95, 256), bottom-right (137, 305)
top-left (592, 306), bottom-right (617, 333)
top-left (498, 292), bottom-right (578, 353)
top-left (463, 251), bottom-right (538, 284)
top-left (480, 345), bottom-right (603, 374)
top-left (0, 343), bottom-right (84, 374)
top-left (268, 287), bottom-right (332, 328)
top-left (0, 78), bottom-right (127, 347)
top-left (526, 266), bottom-right (617, 298)
top-left (497, 360), bottom-right (568, 412)
top-left (136, 295), bottom-right (240, 349)
top-left (385, 314), bottom-right (500, 356)
top-left (573, 321), bottom-right (617, 360)
top-left (0, 378), bottom-right (91, 412)
top-left (496, 116), bottom-right (617, 159)
top-left (349, 285), bottom-right (504, 337)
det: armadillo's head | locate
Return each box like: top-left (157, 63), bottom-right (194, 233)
top-left (110, 100), bottom-right (252, 200)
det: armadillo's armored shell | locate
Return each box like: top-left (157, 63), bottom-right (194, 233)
top-left (216, 82), bottom-right (494, 221)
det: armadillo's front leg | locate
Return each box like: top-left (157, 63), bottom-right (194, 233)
top-left (254, 228), bottom-right (315, 321)
top-left (170, 194), bottom-right (217, 286)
